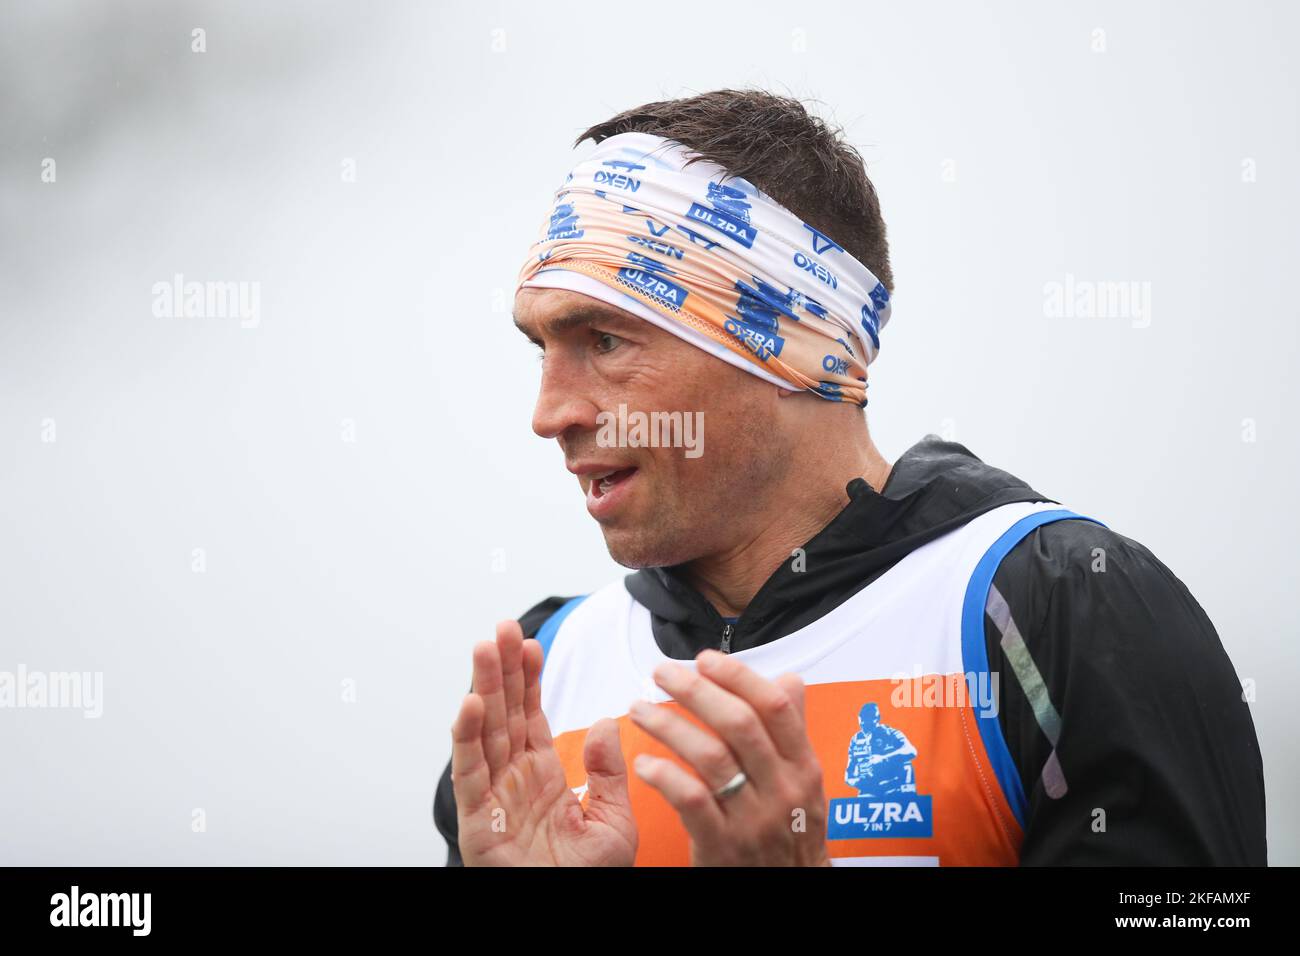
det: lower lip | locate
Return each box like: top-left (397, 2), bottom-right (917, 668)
top-left (585, 470), bottom-right (638, 520)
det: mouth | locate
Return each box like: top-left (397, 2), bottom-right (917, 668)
top-left (577, 466), bottom-right (639, 519)
top-left (588, 467), bottom-right (637, 499)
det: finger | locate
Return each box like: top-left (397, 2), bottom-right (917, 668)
top-left (627, 699), bottom-right (748, 796)
top-left (496, 620), bottom-right (527, 758)
top-left (774, 673), bottom-right (806, 720)
top-left (521, 638), bottom-right (554, 751)
top-left (450, 693), bottom-right (491, 812)
top-left (651, 660), bottom-right (780, 789)
top-left (696, 651), bottom-right (809, 761)
top-left (471, 639), bottom-right (510, 774)
top-left (632, 753), bottom-right (727, 847)
top-left (582, 718), bottom-right (633, 824)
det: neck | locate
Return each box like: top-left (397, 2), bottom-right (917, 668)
top-left (683, 432), bottom-right (892, 619)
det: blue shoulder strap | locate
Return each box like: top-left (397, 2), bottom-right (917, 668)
top-left (535, 596), bottom-right (589, 677)
top-left (960, 507), bottom-right (1106, 830)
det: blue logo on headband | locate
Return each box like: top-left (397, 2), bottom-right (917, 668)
top-left (546, 202), bottom-right (583, 241)
top-left (859, 281), bottom-right (890, 349)
top-left (724, 317), bottom-right (785, 361)
top-left (723, 275), bottom-right (796, 361)
top-left (794, 251), bottom-right (838, 290)
top-left (626, 234), bottom-right (685, 261)
top-left (617, 253), bottom-right (689, 309)
top-left (871, 282), bottom-right (890, 312)
top-left (734, 275), bottom-right (805, 327)
top-left (685, 181), bottom-right (757, 249)
top-left (803, 223), bottom-right (844, 256)
top-left (674, 224), bottom-right (722, 251)
top-left (594, 159), bottom-right (645, 193)
top-left (822, 355), bottom-right (850, 376)
top-left (802, 294), bottom-right (830, 321)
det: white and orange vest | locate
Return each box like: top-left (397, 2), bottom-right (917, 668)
top-left (536, 501), bottom-right (1096, 866)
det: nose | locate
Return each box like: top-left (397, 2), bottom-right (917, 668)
top-left (531, 352), bottom-right (600, 441)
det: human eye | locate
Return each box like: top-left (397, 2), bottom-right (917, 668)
top-left (593, 330), bottom-right (624, 354)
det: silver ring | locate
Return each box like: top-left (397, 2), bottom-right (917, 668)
top-left (713, 770), bottom-right (748, 801)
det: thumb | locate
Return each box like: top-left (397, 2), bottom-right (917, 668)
top-left (581, 718), bottom-right (632, 817)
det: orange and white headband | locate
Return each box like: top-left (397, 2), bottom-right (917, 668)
top-left (516, 131), bottom-right (892, 406)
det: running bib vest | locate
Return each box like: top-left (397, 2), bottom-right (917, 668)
top-left (535, 501), bottom-right (1100, 866)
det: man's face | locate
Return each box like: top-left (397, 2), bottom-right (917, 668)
top-left (514, 287), bottom-right (794, 569)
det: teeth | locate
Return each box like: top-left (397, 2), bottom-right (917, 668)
top-left (585, 468), bottom-right (629, 498)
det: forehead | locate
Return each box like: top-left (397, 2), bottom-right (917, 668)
top-left (512, 287), bottom-right (642, 340)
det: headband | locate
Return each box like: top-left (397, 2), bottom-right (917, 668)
top-left (515, 131), bottom-right (891, 405)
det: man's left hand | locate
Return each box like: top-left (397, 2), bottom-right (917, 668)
top-left (627, 649), bottom-right (831, 867)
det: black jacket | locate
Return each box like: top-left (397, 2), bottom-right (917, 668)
top-left (434, 436), bottom-right (1267, 865)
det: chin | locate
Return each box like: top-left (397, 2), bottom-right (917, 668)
top-left (601, 527), bottom-right (694, 570)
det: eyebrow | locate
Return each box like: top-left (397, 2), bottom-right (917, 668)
top-left (512, 301), bottom-right (640, 344)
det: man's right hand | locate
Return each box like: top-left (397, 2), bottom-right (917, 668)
top-left (450, 620), bottom-right (638, 866)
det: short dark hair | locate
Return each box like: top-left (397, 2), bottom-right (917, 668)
top-left (575, 89), bottom-right (893, 292)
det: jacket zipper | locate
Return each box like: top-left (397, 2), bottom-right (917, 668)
top-left (720, 623), bottom-right (734, 654)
